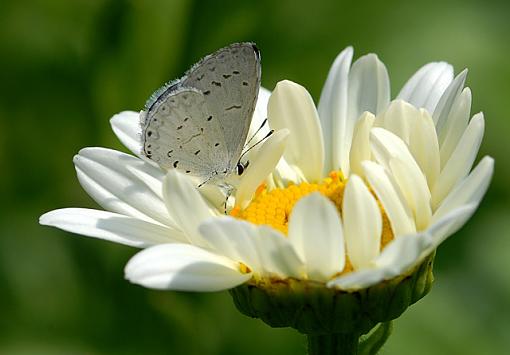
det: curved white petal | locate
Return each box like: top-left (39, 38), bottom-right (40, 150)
top-left (328, 228), bottom-right (433, 290)
top-left (327, 233), bottom-right (429, 290)
top-left (375, 100), bottom-right (420, 145)
top-left (362, 161), bottom-right (416, 237)
top-left (432, 113), bottom-right (485, 209)
top-left (425, 203), bottom-right (477, 249)
top-left (408, 109), bottom-right (440, 189)
top-left (370, 127), bottom-right (419, 171)
top-left (110, 111), bottom-right (153, 162)
top-left (199, 217), bottom-right (304, 278)
top-left (235, 129), bottom-right (289, 208)
top-left (342, 54), bottom-right (390, 175)
top-left (40, 208), bottom-right (186, 247)
top-left (288, 193), bottom-right (345, 280)
top-left (439, 88), bottom-right (472, 167)
top-left (268, 80), bottom-right (324, 182)
top-left (163, 170), bottom-right (216, 247)
top-left (433, 156), bottom-right (494, 221)
top-left (389, 158), bottom-right (432, 231)
top-left (125, 244), bottom-right (251, 292)
top-left (347, 54), bottom-right (391, 122)
top-left (257, 226), bottom-right (305, 279)
top-left (397, 62), bottom-right (453, 114)
top-left (318, 47), bottom-right (354, 173)
top-left (74, 147), bottom-right (175, 227)
top-left (342, 175), bottom-right (382, 270)
top-left (433, 69), bottom-right (468, 130)
top-left (248, 87), bottom-right (272, 141)
top-left (370, 128), bottom-right (432, 230)
top-left (198, 217), bottom-right (264, 273)
top-left (329, 202), bottom-right (478, 290)
top-left (349, 112), bottom-right (375, 176)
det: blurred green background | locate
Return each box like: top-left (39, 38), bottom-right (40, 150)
top-left (1, 0), bottom-right (509, 353)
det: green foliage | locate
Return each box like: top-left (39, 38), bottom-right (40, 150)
top-left (0, 0), bottom-right (509, 353)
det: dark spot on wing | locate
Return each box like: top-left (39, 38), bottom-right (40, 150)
top-left (212, 81), bottom-right (221, 87)
top-left (184, 117), bottom-right (189, 122)
top-left (194, 150), bottom-right (200, 155)
top-left (173, 161), bottom-right (179, 168)
top-left (203, 90), bottom-right (211, 95)
top-left (233, 70), bottom-right (240, 75)
top-left (223, 74), bottom-right (231, 79)
top-left (207, 115), bottom-right (213, 121)
top-left (186, 170), bottom-right (191, 173)
top-left (209, 66), bottom-right (216, 72)
top-left (225, 105), bottom-right (242, 111)
top-left (242, 81), bottom-right (249, 86)
top-left (215, 142), bottom-right (220, 147)
top-left (147, 131), bottom-right (152, 137)
top-left (177, 125), bottom-right (183, 130)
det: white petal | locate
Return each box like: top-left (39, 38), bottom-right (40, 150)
top-left (271, 156), bottom-right (305, 187)
top-left (375, 100), bottom-right (420, 145)
top-left (125, 244), bottom-right (251, 292)
top-left (347, 54), bottom-right (391, 122)
top-left (370, 128), bottom-right (432, 230)
top-left (318, 47), bottom-right (354, 173)
top-left (438, 88), bottom-right (472, 167)
top-left (249, 87), bottom-right (272, 140)
top-left (397, 62), bottom-right (453, 114)
top-left (257, 226), bottom-right (305, 278)
top-left (40, 208), bottom-right (186, 247)
top-left (110, 111), bottom-right (155, 164)
top-left (329, 201), bottom-right (480, 290)
top-left (433, 69), bottom-right (467, 130)
top-left (425, 203), bottom-right (477, 249)
top-left (432, 113), bottom-right (485, 209)
top-left (433, 156), bottom-right (494, 221)
top-left (163, 170), bottom-right (216, 246)
top-left (288, 193), bottom-right (345, 280)
top-left (235, 129), bottom-right (289, 208)
top-left (74, 148), bottom-right (174, 227)
top-left (198, 217), bottom-right (264, 273)
top-left (389, 157), bottom-right (432, 231)
top-left (349, 112), bottom-right (375, 176)
top-left (328, 233), bottom-right (430, 290)
top-left (370, 127), bottom-right (418, 171)
top-left (342, 175), bottom-right (382, 270)
top-left (408, 109), bottom-right (440, 189)
top-left (268, 80), bottom-right (324, 182)
top-left (362, 161), bottom-right (416, 237)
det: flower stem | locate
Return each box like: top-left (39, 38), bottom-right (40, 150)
top-left (307, 333), bottom-right (359, 355)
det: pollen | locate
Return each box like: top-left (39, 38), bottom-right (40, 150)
top-left (233, 171), bottom-right (394, 252)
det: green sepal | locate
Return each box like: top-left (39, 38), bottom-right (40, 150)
top-left (229, 252), bottom-right (435, 336)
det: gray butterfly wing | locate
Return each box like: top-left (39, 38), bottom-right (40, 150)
top-left (142, 88), bottom-right (230, 179)
top-left (180, 42), bottom-right (261, 168)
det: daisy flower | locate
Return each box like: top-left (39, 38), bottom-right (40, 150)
top-left (40, 46), bottom-right (493, 352)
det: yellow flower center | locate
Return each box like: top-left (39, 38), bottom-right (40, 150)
top-left (232, 171), bottom-right (394, 256)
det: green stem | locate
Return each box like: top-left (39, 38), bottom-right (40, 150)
top-left (307, 333), bottom-right (359, 355)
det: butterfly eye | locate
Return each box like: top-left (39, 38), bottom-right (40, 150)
top-left (237, 160), bottom-right (250, 176)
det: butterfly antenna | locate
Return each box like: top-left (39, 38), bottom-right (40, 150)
top-left (238, 129), bottom-right (274, 163)
top-left (197, 175), bottom-right (215, 188)
top-left (243, 118), bottom-right (268, 149)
